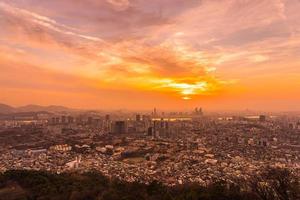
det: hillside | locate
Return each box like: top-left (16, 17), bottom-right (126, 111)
top-left (0, 104), bottom-right (15, 114)
top-left (0, 103), bottom-right (73, 114)
top-left (17, 104), bottom-right (72, 113)
top-left (0, 168), bottom-right (298, 200)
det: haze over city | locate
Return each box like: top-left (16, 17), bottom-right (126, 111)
top-left (0, 0), bottom-right (300, 111)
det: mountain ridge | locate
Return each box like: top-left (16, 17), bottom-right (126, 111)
top-left (0, 103), bottom-right (74, 114)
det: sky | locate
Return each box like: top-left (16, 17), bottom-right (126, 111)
top-left (0, 0), bottom-right (300, 111)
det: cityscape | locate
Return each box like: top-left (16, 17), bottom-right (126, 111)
top-left (0, 105), bottom-right (299, 186)
top-left (0, 0), bottom-right (300, 199)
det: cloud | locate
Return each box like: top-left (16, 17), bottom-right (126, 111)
top-left (106, 0), bottom-right (130, 11)
top-left (249, 55), bottom-right (269, 63)
top-left (0, 1), bottom-right (230, 100)
top-left (0, 2), bottom-right (105, 43)
top-left (0, 0), bottom-right (300, 109)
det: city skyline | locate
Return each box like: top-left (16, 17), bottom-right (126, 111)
top-left (1, 0), bottom-right (300, 111)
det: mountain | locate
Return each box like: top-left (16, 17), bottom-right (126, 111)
top-left (0, 103), bottom-right (15, 114)
top-left (44, 105), bottom-right (73, 112)
top-left (17, 104), bottom-right (73, 113)
top-left (0, 103), bottom-right (74, 114)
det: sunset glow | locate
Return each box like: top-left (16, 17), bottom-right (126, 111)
top-left (0, 0), bottom-right (300, 110)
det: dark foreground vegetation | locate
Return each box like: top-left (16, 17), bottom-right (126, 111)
top-left (0, 168), bottom-right (298, 200)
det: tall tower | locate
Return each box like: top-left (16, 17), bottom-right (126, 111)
top-left (153, 108), bottom-right (157, 117)
top-left (199, 107), bottom-right (203, 116)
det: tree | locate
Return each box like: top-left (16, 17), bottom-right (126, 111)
top-left (249, 167), bottom-right (299, 200)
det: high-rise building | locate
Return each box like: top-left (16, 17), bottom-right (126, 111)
top-left (147, 127), bottom-right (153, 136)
top-left (136, 114), bottom-right (141, 121)
top-left (259, 115), bottom-right (266, 122)
top-left (153, 108), bottom-right (157, 116)
top-left (194, 107), bottom-right (203, 115)
top-left (152, 119), bottom-right (169, 138)
top-left (198, 107), bottom-right (203, 115)
top-left (113, 121), bottom-right (127, 134)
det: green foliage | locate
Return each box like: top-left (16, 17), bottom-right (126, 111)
top-left (0, 168), bottom-right (298, 200)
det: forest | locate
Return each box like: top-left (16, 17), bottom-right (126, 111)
top-left (0, 167), bottom-right (298, 200)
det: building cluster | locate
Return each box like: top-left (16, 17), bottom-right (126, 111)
top-left (0, 110), bottom-right (299, 185)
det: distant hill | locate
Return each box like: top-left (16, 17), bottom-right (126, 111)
top-left (17, 104), bottom-right (72, 113)
top-left (0, 103), bottom-right (15, 114)
top-left (0, 103), bottom-right (74, 114)
top-left (0, 111), bottom-right (52, 120)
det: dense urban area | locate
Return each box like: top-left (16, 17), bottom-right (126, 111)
top-left (0, 104), bottom-right (299, 199)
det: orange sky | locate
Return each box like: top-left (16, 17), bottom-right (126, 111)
top-left (0, 0), bottom-right (300, 111)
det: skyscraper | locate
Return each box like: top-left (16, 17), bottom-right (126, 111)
top-left (136, 114), bottom-right (141, 122)
top-left (113, 121), bottom-right (127, 134)
top-left (259, 115), bottom-right (266, 122)
top-left (153, 108), bottom-right (157, 117)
